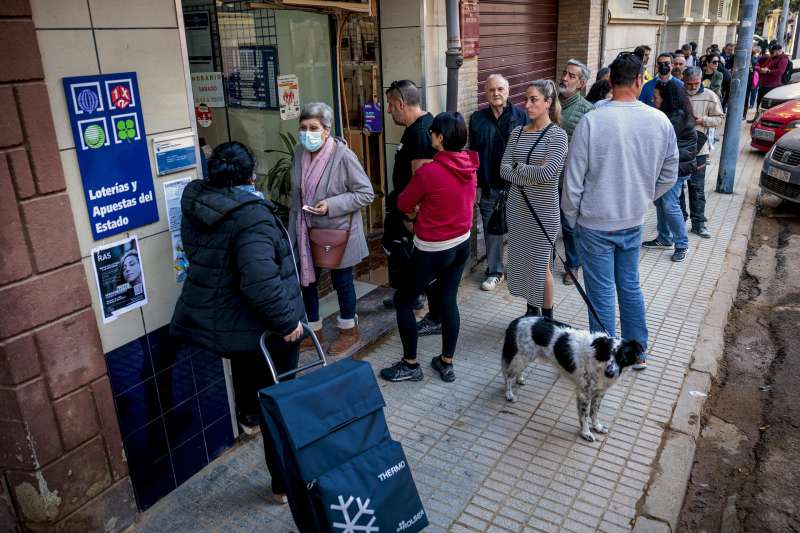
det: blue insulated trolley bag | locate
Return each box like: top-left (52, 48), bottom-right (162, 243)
top-left (258, 328), bottom-right (428, 533)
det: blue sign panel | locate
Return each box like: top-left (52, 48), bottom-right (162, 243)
top-left (63, 72), bottom-right (159, 240)
top-left (227, 45), bottom-right (279, 109)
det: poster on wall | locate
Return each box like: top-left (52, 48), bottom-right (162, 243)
top-left (226, 45), bottom-right (279, 109)
top-left (62, 72), bottom-right (159, 240)
top-left (277, 74), bottom-right (301, 120)
top-left (163, 177), bottom-right (192, 282)
top-left (91, 236), bottom-right (148, 323)
top-left (190, 72), bottom-right (225, 107)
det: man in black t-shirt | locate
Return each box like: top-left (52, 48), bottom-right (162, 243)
top-left (381, 80), bottom-right (441, 336)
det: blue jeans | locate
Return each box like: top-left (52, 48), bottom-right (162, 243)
top-left (576, 225), bottom-right (648, 353)
top-left (655, 177), bottom-right (689, 250)
top-left (478, 188), bottom-right (505, 276)
top-left (301, 267), bottom-right (356, 323)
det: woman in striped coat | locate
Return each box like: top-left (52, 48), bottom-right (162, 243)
top-left (500, 80), bottom-right (569, 318)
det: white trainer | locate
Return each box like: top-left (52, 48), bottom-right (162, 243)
top-left (481, 274), bottom-right (504, 291)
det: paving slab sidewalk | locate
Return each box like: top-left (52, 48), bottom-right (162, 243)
top-left (134, 124), bottom-right (761, 533)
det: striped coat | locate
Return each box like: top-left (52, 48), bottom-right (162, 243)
top-left (500, 124), bottom-right (569, 306)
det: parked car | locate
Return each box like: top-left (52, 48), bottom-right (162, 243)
top-left (758, 81), bottom-right (800, 115)
top-left (760, 128), bottom-right (800, 203)
top-left (751, 99), bottom-right (800, 151)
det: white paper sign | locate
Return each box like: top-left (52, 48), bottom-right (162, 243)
top-left (277, 74), bottom-right (300, 120)
top-left (163, 177), bottom-right (192, 282)
top-left (191, 72), bottom-right (225, 107)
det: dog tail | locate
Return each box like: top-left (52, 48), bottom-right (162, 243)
top-left (502, 318), bottom-right (521, 366)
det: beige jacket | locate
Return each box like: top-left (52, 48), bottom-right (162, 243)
top-left (688, 88), bottom-right (725, 157)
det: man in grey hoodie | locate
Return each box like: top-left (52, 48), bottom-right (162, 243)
top-left (562, 52), bottom-right (679, 370)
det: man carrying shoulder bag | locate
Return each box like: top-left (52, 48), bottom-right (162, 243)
top-left (469, 74), bottom-right (528, 292)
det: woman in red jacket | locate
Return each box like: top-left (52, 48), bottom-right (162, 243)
top-left (380, 112), bottom-right (479, 383)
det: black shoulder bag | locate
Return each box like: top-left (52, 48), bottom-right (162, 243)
top-left (486, 124), bottom-right (553, 235)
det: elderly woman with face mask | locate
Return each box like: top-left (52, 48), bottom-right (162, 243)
top-left (288, 102), bottom-right (375, 356)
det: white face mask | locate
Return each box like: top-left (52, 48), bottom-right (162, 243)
top-left (299, 131), bottom-right (324, 152)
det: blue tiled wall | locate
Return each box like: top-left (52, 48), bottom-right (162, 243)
top-left (105, 325), bottom-right (235, 510)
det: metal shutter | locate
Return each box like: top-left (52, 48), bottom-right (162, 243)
top-left (477, 0), bottom-right (558, 106)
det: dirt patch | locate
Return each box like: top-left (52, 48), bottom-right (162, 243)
top-left (678, 197), bottom-right (800, 533)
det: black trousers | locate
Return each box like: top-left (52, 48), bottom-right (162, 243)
top-left (395, 240), bottom-right (469, 359)
top-left (679, 154), bottom-right (708, 228)
top-left (231, 335), bottom-right (299, 494)
top-left (387, 238), bottom-right (442, 323)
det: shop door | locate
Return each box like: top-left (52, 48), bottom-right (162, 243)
top-left (477, 0), bottom-right (558, 106)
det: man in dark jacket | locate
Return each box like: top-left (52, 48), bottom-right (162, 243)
top-left (469, 73), bottom-right (527, 292)
top-left (171, 142), bottom-right (304, 503)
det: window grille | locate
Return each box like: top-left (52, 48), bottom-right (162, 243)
top-left (633, 0), bottom-right (650, 10)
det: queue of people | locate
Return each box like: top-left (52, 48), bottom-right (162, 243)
top-left (167, 41), bottom-right (743, 505)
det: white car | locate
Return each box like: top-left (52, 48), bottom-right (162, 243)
top-left (759, 80), bottom-right (800, 114)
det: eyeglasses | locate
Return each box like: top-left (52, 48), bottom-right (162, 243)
top-left (657, 62), bottom-right (672, 67)
top-left (710, 60), bottom-right (719, 64)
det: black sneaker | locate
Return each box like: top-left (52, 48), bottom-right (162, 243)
top-left (671, 248), bottom-right (687, 262)
top-left (691, 226), bottom-right (711, 239)
top-left (642, 238), bottom-right (674, 249)
top-left (379, 360), bottom-right (423, 382)
top-left (417, 316), bottom-right (442, 336)
top-left (238, 413), bottom-right (261, 436)
top-left (431, 356), bottom-right (455, 382)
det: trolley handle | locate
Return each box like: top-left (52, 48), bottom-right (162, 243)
top-left (259, 323), bottom-right (327, 383)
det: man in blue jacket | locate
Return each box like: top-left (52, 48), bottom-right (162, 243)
top-left (639, 52), bottom-right (683, 107)
top-left (469, 74), bottom-right (527, 291)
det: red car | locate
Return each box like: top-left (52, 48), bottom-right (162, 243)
top-left (751, 99), bottom-right (800, 151)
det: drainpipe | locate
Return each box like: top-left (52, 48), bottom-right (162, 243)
top-left (599, 0), bottom-right (609, 69)
top-left (716, 0), bottom-right (759, 193)
top-left (445, 0), bottom-right (463, 112)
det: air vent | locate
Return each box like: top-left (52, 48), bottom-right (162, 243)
top-left (633, 0), bottom-right (650, 9)
top-left (717, 0), bottom-right (724, 17)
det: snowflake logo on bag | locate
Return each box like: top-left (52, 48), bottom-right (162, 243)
top-left (330, 495), bottom-right (379, 532)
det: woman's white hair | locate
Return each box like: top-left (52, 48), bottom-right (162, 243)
top-left (300, 102), bottom-right (334, 129)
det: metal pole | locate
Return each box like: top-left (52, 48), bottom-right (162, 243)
top-left (778, 0), bottom-right (791, 46)
top-left (716, 0), bottom-right (760, 194)
top-left (445, 0), bottom-right (463, 112)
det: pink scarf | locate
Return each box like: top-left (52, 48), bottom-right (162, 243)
top-left (297, 137), bottom-right (335, 286)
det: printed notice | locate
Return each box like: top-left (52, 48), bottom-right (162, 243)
top-left (277, 74), bottom-right (300, 120)
top-left (163, 177), bottom-right (192, 282)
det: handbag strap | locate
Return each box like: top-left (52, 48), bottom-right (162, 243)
top-left (513, 124), bottom-right (611, 337)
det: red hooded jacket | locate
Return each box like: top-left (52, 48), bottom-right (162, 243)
top-left (397, 150), bottom-right (479, 243)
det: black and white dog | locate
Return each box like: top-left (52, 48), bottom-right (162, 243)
top-left (502, 316), bottom-right (643, 442)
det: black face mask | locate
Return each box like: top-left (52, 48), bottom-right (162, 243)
top-left (658, 64), bottom-right (671, 76)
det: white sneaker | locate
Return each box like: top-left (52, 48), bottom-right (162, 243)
top-left (481, 275), bottom-right (503, 291)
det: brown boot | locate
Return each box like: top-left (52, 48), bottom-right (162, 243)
top-left (328, 326), bottom-right (360, 355)
top-left (300, 329), bottom-right (324, 351)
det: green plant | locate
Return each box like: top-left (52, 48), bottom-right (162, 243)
top-left (259, 132), bottom-right (297, 204)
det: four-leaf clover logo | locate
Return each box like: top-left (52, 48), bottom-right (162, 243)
top-left (116, 118), bottom-right (136, 142)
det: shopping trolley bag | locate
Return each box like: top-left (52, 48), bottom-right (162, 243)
top-left (258, 327), bottom-right (428, 533)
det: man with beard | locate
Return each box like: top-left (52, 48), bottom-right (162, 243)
top-left (469, 74), bottom-right (527, 291)
top-left (557, 59), bottom-right (594, 285)
top-left (381, 80), bottom-right (442, 336)
top-left (639, 52), bottom-right (683, 107)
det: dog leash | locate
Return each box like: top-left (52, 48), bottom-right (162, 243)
top-left (516, 176), bottom-right (611, 337)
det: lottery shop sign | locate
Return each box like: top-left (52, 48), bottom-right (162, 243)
top-left (63, 72), bottom-right (159, 240)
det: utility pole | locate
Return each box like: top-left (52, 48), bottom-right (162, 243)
top-left (778, 0), bottom-right (791, 46)
top-left (717, 0), bottom-right (760, 194)
top-left (445, 0), bottom-right (463, 112)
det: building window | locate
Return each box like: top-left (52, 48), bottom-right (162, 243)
top-left (633, 0), bottom-right (650, 10)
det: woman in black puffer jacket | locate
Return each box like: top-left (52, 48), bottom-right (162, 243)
top-left (170, 141), bottom-right (304, 504)
top-left (642, 80), bottom-right (697, 263)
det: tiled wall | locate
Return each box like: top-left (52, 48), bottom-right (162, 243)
top-left (106, 326), bottom-right (234, 509)
top-left (30, 0), bottom-right (235, 511)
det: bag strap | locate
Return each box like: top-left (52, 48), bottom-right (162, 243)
top-left (513, 124), bottom-right (611, 337)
